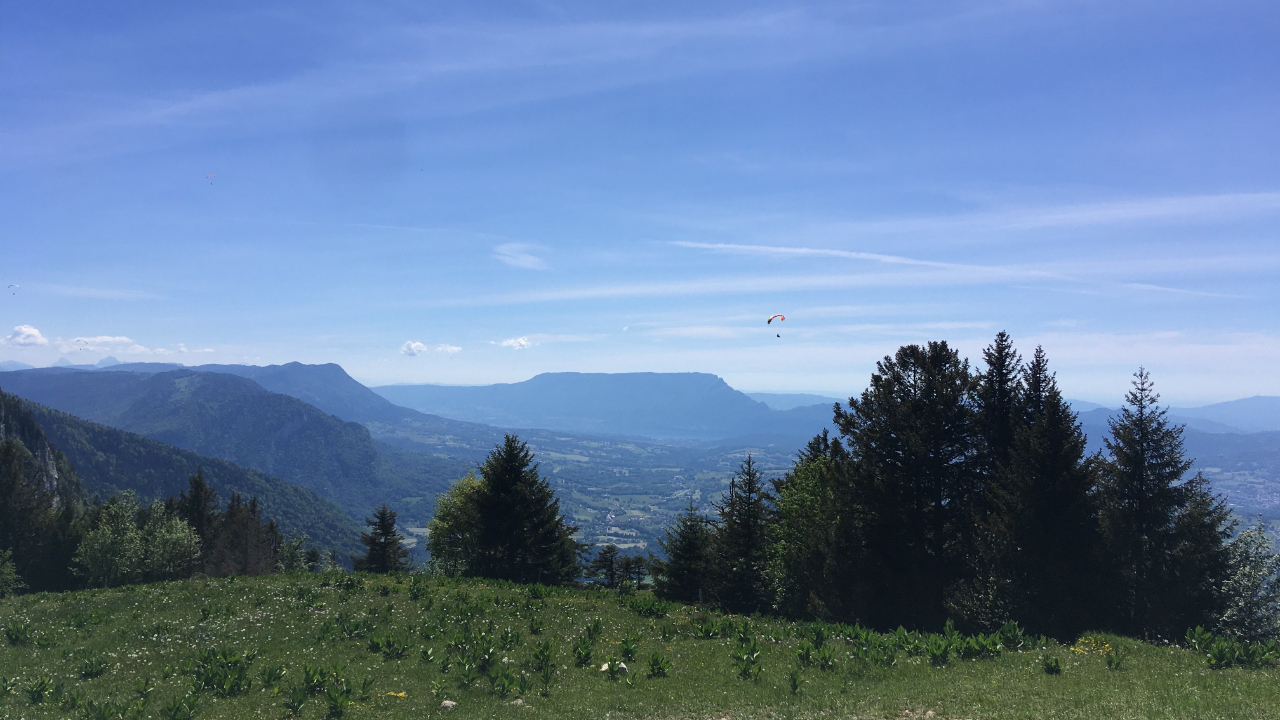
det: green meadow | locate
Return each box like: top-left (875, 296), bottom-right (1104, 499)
top-left (2, 573), bottom-right (1278, 720)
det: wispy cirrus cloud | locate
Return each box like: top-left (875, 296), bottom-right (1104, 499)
top-left (493, 243), bottom-right (549, 270)
top-left (670, 240), bottom-right (977, 269)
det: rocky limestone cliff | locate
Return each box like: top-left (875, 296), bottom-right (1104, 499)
top-left (0, 389), bottom-right (80, 508)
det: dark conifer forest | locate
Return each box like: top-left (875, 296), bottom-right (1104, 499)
top-left (645, 334), bottom-right (1252, 642)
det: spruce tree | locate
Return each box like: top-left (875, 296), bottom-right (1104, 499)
top-left (353, 503), bottom-right (412, 574)
top-left (588, 544), bottom-right (621, 587)
top-left (1098, 368), bottom-right (1231, 637)
top-left (833, 341), bottom-right (978, 629)
top-left (988, 347), bottom-right (1100, 637)
top-left (470, 435), bottom-right (582, 584)
top-left (712, 455), bottom-right (772, 613)
top-left (649, 500), bottom-right (714, 603)
top-left (175, 470), bottom-right (220, 554)
top-left (975, 331), bottom-right (1024, 475)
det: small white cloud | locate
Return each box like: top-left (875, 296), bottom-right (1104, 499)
top-left (125, 344), bottom-right (151, 355)
top-left (435, 344), bottom-right (461, 354)
top-left (401, 341), bottom-right (428, 356)
top-left (4, 325), bottom-right (48, 346)
top-left (500, 336), bottom-right (533, 350)
top-left (75, 335), bottom-right (133, 345)
top-left (493, 243), bottom-right (548, 270)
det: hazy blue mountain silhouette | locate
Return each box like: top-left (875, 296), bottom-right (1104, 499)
top-left (747, 392), bottom-right (844, 411)
top-left (1169, 397), bottom-right (1280, 433)
top-left (374, 372), bottom-right (835, 441)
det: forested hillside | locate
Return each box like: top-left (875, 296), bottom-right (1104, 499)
top-left (16, 396), bottom-right (362, 556)
top-left (0, 369), bottom-right (459, 523)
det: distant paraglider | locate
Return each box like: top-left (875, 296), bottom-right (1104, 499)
top-left (768, 313), bottom-right (785, 338)
top-left (6, 284), bottom-right (16, 295)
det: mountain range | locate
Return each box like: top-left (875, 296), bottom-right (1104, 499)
top-left (4, 362), bottom-right (1280, 556)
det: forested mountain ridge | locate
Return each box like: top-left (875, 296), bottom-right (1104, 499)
top-left (12, 395), bottom-right (363, 557)
top-left (0, 368), bottom-right (460, 517)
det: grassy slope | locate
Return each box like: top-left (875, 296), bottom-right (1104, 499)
top-left (2, 575), bottom-right (1278, 719)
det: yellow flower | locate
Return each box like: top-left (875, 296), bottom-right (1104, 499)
top-left (385, 691), bottom-right (408, 698)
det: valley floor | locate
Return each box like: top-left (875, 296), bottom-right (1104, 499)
top-left (2, 575), bottom-right (1278, 720)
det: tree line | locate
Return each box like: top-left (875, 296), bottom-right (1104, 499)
top-left (649, 334), bottom-right (1275, 642)
top-left (1, 459), bottom-right (297, 594)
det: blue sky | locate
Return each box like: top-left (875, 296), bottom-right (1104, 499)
top-left (2, 1), bottom-right (1278, 404)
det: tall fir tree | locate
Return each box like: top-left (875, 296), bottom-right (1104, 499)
top-left (1098, 368), bottom-right (1231, 638)
top-left (711, 455), bottom-right (773, 612)
top-left (468, 435), bottom-right (582, 583)
top-left (834, 341), bottom-right (979, 629)
top-left (984, 346), bottom-right (1100, 637)
top-left (649, 500), bottom-right (714, 604)
top-left (974, 331), bottom-right (1024, 476)
top-left (353, 503), bottom-right (412, 573)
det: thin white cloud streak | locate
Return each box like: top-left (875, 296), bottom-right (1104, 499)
top-left (493, 243), bottom-right (549, 270)
top-left (436, 344), bottom-right (462, 354)
top-left (1119, 283), bottom-right (1239, 299)
top-left (441, 267), bottom-right (1030, 307)
top-left (500, 336), bottom-right (533, 350)
top-left (671, 241), bottom-right (982, 270)
top-left (652, 192), bottom-right (1280, 245)
top-left (436, 255), bottom-right (1240, 308)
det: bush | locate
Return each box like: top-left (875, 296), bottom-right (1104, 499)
top-left (4, 618), bottom-right (31, 646)
top-left (928, 635), bottom-right (951, 667)
top-left (80, 656), bottom-right (108, 679)
top-left (191, 647), bottom-right (255, 697)
top-left (647, 652), bottom-right (671, 678)
top-left (796, 639), bottom-right (814, 667)
top-left (623, 594), bottom-right (672, 618)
